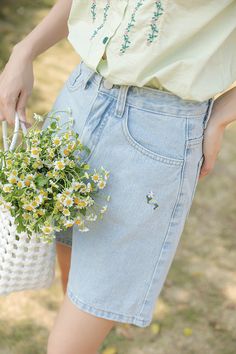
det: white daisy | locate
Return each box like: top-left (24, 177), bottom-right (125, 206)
top-left (42, 225), bottom-right (54, 235)
top-left (98, 179), bottom-right (106, 189)
top-left (78, 226), bottom-right (89, 232)
top-left (3, 184), bottom-right (13, 193)
top-left (63, 197), bottom-right (73, 208)
top-left (52, 136), bottom-right (62, 147)
top-left (54, 160), bottom-right (66, 170)
top-left (100, 205), bottom-right (108, 214)
top-left (64, 220), bottom-right (74, 228)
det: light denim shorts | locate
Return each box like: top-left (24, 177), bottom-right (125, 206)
top-left (44, 60), bottom-right (214, 327)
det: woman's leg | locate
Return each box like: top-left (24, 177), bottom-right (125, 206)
top-left (47, 293), bottom-right (117, 354)
top-left (56, 242), bottom-right (72, 294)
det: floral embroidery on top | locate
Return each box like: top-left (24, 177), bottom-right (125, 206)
top-left (119, 0), bottom-right (164, 55)
top-left (146, 1), bottom-right (164, 45)
top-left (90, 0), bottom-right (111, 40)
top-left (90, 0), bottom-right (97, 22)
top-left (119, 0), bottom-right (145, 55)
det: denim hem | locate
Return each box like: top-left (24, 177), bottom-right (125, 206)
top-left (67, 287), bottom-right (152, 328)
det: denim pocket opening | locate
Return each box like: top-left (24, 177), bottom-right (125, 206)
top-left (122, 105), bottom-right (185, 166)
top-left (189, 154), bottom-right (204, 204)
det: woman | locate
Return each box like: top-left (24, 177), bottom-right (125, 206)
top-left (0, 1), bottom-right (235, 353)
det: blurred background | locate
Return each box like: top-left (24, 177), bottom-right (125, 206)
top-left (0, 1), bottom-right (236, 353)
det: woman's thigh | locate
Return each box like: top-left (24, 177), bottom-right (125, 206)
top-left (47, 293), bottom-right (117, 354)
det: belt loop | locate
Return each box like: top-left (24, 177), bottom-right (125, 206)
top-left (203, 97), bottom-right (215, 129)
top-left (79, 61), bottom-right (97, 90)
top-left (114, 85), bottom-right (130, 118)
top-left (81, 70), bottom-right (96, 90)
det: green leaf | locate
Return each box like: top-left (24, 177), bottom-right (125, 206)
top-left (83, 164), bottom-right (90, 170)
top-left (16, 217), bottom-right (26, 233)
top-left (80, 208), bottom-right (86, 216)
top-left (35, 175), bottom-right (48, 187)
top-left (50, 122), bottom-right (58, 130)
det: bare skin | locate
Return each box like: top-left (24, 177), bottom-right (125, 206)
top-left (56, 242), bottom-right (72, 294)
top-left (0, 1), bottom-right (235, 353)
top-left (47, 293), bottom-right (116, 354)
top-left (54, 242), bottom-right (117, 354)
top-left (199, 86), bottom-right (236, 179)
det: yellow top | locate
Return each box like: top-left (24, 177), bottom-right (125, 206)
top-left (67, 0), bottom-right (236, 102)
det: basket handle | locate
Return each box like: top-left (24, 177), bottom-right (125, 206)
top-left (2, 112), bottom-right (28, 152)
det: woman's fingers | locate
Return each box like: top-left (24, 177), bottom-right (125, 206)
top-left (0, 75), bottom-right (18, 125)
top-left (199, 153), bottom-right (216, 179)
top-left (0, 90), bottom-right (31, 126)
top-left (0, 110), bottom-right (5, 121)
top-left (16, 90), bottom-right (29, 123)
top-left (199, 122), bottom-right (224, 179)
top-left (0, 93), bottom-right (17, 126)
top-left (0, 51), bottom-right (34, 127)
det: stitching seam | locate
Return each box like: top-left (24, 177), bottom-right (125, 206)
top-left (137, 116), bottom-right (188, 318)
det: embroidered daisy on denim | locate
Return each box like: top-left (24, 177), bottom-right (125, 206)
top-left (146, 190), bottom-right (159, 210)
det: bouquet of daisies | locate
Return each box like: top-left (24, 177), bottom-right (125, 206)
top-left (0, 110), bottom-right (110, 243)
top-left (0, 110), bottom-right (110, 295)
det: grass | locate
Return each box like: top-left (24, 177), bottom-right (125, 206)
top-left (0, 2), bottom-right (236, 354)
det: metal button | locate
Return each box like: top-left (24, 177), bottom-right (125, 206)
top-left (103, 79), bottom-right (114, 89)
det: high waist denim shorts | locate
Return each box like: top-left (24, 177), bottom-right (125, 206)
top-left (43, 60), bottom-right (214, 327)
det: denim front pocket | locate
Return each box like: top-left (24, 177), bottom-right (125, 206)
top-left (122, 104), bottom-right (185, 166)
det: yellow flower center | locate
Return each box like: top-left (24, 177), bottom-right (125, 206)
top-left (38, 210), bottom-right (45, 216)
top-left (53, 138), bottom-right (61, 146)
top-left (9, 177), bottom-right (17, 184)
top-left (75, 218), bottom-right (83, 225)
top-left (43, 226), bottom-right (52, 234)
top-left (31, 148), bottom-right (39, 155)
top-left (77, 201), bottom-right (87, 208)
top-left (56, 161), bottom-right (65, 170)
top-left (92, 174), bottom-right (99, 181)
top-left (63, 149), bottom-right (70, 156)
top-left (25, 205), bottom-right (33, 211)
top-left (25, 180), bottom-right (31, 187)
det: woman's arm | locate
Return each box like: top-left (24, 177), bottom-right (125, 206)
top-left (13, 0), bottom-right (73, 60)
top-left (0, 0), bottom-right (73, 125)
top-left (199, 86), bottom-right (236, 178)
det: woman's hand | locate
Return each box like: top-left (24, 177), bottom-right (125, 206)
top-left (0, 47), bottom-right (34, 126)
top-left (0, 0), bottom-right (72, 127)
top-left (199, 86), bottom-right (236, 179)
top-left (199, 121), bottom-right (225, 179)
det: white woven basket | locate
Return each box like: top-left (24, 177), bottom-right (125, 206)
top-left (0, 113), bottom-right (56, 296)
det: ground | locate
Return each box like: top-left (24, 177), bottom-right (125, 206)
top-left (0, 2), bottom-right (236, 353)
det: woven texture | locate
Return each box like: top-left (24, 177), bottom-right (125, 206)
top-left (0, 207), bottom-right (56, 296)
